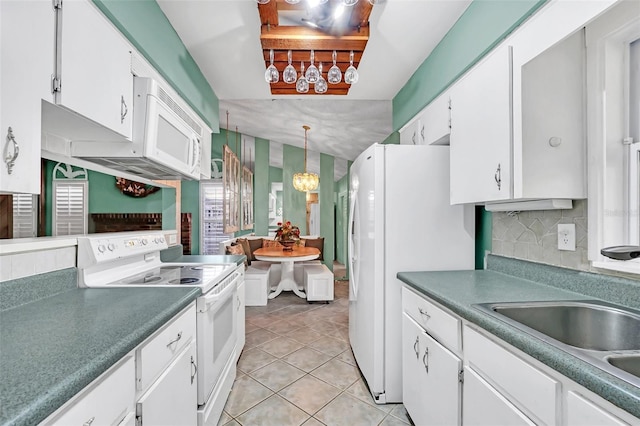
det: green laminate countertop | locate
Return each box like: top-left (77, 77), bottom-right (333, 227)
top-left (167, 254), bottom-right (246, 266)
top-left (0, 287), bottom-right (200, 426)
top-left (397, 266), bottom-right (640, 419)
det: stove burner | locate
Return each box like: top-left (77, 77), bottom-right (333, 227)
top-left (169, 277), bottom-right (201, 284)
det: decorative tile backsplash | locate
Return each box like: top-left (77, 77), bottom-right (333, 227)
top-left (492, 199), bottom-right (589, 271)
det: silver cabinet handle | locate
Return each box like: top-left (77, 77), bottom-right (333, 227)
top-left (166, 331), bottom-right (182, 347)
top-left (190, 355), bottom-right (198, 385)
top-left (420, 124), bottom-right (425, 142)
top-left (120, 96), bottom-right (128, 123)
top-left (4, 127), bottom-right (20, 174)
top-left (413, 336), bottom-right (420, 359)
top-left (495, 163), bottom-right (502, 190)
top-left (411, 131), bottom-right (416, 145)
top-left (423, 347), bottom-right (429, 373)
top-left (82, 417), bottom-right (95, 426)
top-left (418, 307), bottom-right (430, 321)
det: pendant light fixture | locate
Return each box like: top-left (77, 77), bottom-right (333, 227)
top-left (293, 125), bottom-right (319, 192)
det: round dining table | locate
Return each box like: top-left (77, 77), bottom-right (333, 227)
top-left (253, 246), bottom-right (320, 299)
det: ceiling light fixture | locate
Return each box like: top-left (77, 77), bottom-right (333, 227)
top-left (293, 125), bottom-right (319, 192)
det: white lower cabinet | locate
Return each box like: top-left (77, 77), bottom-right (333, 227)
top-left (463, 366), bottom-right (534, 426)
top-left (42, 356), bottom-right (136, 426)
top-left (566, 391), bottom-right (628, 426)
top-left (401, 285), bottom-right (639, 426)
top-left (41, 303), bottom-right (197, 425)
top-left (136, 341), bottom-right (197, 426)
top-left (402, 295), bottom-right (461, 425)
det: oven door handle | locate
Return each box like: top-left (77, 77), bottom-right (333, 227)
top-left (197, 272), bottom-right (240, 313)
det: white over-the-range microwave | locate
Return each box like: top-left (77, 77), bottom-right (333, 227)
top-left (70, 77), bottom-right (202, 180)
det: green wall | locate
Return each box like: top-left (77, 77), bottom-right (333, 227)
top-left (92, 0), bottom-right (219, 131)
top-left (282, 145), bottom-right (306, 230)
top-left (335, 164), bottom-right (351, 275)
top-left (254, 138), bottom-right (270, 236)
top-left (320, 154), bottom-right (335, 271)
top-left (393, 0), bottom-right (546, 131)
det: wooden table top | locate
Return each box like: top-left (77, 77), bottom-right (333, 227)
top-left (253, 246), bottom-right (320, 258)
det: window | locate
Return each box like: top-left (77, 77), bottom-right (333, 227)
top-left (587, 2), bottom-right (640, 274)
top-left (12, 194), bottom-right (37, 238)
top-left (53, 180), bottom-right (88, 236)
top-left (200, 179), bottom-right (231, 255)
top-left (51, 163), bottom-right (89, 236)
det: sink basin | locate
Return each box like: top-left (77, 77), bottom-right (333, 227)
top-left (607, 355), bottom-right (640, 377)
top-left (488, 301), bottom-right (640, 351)
top-left (474, 300), bottom-right (640, 388)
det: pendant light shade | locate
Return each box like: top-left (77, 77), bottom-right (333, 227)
top-left (293, 125), bottom-right (319, 192)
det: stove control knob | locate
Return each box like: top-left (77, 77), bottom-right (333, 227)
top-left (141, 238), bottom-right (148, 246)
top-left (107, 243), bottom-right (116, 251)
top-left (97, 244), bottom-right (106, 253)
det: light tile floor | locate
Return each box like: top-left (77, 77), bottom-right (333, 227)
top-left (220, 266), bottom-right (410, 426)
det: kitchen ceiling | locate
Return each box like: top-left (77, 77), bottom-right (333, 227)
top-left (157, 0), bottom-right (471, 179)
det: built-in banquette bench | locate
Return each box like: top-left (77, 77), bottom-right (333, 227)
top-left (220, 236), bottom-right (333, 305)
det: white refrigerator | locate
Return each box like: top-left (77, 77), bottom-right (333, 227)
top-left (348, 143), bottom-right (475, 404)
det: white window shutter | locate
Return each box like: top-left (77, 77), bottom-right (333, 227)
top-left (200, 180), bottom-right (231, 255)
top-left (53, 180), bottom-right (88, 236)
top-left (12, 194), bottom-right (37, 238)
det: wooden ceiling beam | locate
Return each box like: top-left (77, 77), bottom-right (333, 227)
top-left (257, 2), bottom-right (278, 26)
top-left (261, 26), bottom-right (368, 51)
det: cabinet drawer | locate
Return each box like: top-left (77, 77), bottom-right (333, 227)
top-left (43, 356), bottom-right (135, 425)
top-left (402, 287), bottom-right (460, 352)
top-left (137, 304), bottom-right (196, 392)
top-left (464, 326), bottom-right (559, 425)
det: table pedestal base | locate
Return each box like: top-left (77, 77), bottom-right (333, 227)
top-left (268, 261), bottom-right (306, 299)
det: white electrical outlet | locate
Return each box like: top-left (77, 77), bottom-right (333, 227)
top-left (558, 223), bottom-right (576, 251)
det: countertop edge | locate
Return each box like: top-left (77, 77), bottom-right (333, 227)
top-left (3, 288), bottom-right (201, 426)
top-left (398, 271), bottom-right (640, 419)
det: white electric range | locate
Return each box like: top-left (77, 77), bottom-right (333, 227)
top-left (76, 231), bottom-right (244, 426)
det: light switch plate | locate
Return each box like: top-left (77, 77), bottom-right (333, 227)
top-left (558, 223), bottom-right (576, 251)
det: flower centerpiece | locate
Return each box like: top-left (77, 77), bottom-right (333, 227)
top-left (275, 221), bottom-right (300, 251)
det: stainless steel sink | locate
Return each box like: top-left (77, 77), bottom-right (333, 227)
top-left (474, 300), bottom-right (640, 388)
top-left (489, 301), bottom-right (640, 351)
top-left (607, 355), bottom-right (640, 377)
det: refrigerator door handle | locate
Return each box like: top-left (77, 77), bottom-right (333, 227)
top-left (348, 192), bottom-right (359, 297)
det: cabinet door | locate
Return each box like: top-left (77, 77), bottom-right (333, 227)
top-left (137, 340), bottom-right (198, 426)
top-left (0, 0), bottom-right (54, 194)
top-left (236, 278), bottom-right (246, 360)
top-left (566, 391), bottom-right (628, 426)
top-left (57, 0), bottom-right (133, 139)
top-left (450, 44), bottom-right (512, 204)
top-left (402, 313), bottom-right (461, 426)
top-left (400, 119), bottom-right (420, 145)
top-left (422, 91), bottom-right (451, 146)
top-left (42, 356), bottom-right (135, 426)
top-left (463, 366), bottom-right (535, 426)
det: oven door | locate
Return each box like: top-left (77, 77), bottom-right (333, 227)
top-left (196, 270), bottom-right (239, 405)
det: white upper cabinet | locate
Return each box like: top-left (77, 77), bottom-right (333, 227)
top-left (399, 118), bottom-right (421, 145)
top-left (449, 43), bottom-right (512, 205)
top-left (422, 90), bottom-right (451, 146)
top-left (56, 0), bottom-right (133, 139)
top-left (0, 0), bottom-right (54, 194)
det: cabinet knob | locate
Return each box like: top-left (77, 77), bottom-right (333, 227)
top-left (166, 331), bottom-right (182, 348)
top-left (120, 96), bottom-right (128, 124)
top-left (82, 417), bottom-right (95, 426)
top-left (423, 347), bottom-right (429, 373)
top-left (494, 163), bottom-right (502, 190)
top-left (4, 127), bottom-right (20, 175)
top-left (190, 355), bottom-right (198, 385)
